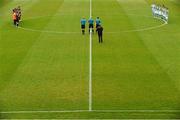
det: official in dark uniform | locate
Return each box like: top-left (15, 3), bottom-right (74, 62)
top-left (96, 25), bottom-right (103, 43)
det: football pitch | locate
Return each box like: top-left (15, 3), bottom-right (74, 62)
top-left (0, 0), bottom-right (180, 119)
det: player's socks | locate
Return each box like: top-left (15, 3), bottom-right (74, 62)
top-left (82, 30), bottom-right (85, 35)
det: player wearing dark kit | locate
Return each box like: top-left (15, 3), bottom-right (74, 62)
top-left (16, 12), bottom-right (20, 27)
top-left (96, 25), bottom-right (103, 43)
top-left (17, 6), bottom-right (22, 21)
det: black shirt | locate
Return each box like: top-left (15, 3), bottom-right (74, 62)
top-left (96, 26), bottom-right (103, 35)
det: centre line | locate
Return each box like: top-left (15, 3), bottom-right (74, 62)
top-left (89, 0), bottom-right (93, 112)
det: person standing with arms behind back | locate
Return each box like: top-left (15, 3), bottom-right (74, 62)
top-left (96, 25), bottom-right (103, 43)
top-left (80, 17), bottom-right (86, 35)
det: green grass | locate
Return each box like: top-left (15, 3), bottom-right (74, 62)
top-left (0, 0), bottom-right (180, 119)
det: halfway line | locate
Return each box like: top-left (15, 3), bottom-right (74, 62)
top-left (89, 0), bottom-right (93, 112)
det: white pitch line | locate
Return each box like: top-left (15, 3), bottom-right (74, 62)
top-left (0, 110), bottom-right (88, 114)
top-left (92, 109), bottom-right (180, 113)
top-left (1, 109), bottom-right (180, 114)
top-left (89, 0), bottom-right (93, 112)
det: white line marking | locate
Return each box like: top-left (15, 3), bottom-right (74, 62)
top-left (1, 109), bottom-right (180, 114)
top-left (89, 0), bottom-right (93, 112)
top-left (0, 110), bottom-right (88, 114)
top-left (93, 109), bottom-right (180, 113)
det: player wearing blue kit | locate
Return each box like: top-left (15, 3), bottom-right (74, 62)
top-left (88, 18), bottom-right (94, 33)
top-left (81, 18), bottom-right (86, 35)
top-left (96, 17), bottom-right (101, 32)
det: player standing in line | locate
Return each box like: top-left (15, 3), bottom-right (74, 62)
top-left (158, 5), bottom-right (162, 18)
top-left (96, 25), bottom-right (103, 43)
top-left (80, 17), bottom-right (86, 35)
top-left (12, 9), bottom-right (17, 26)
top-left (95, 17), bottom-right (101, 32)
top-left (16, 11), bottom-right (20, 27)
top-left (151, 3), bottom-right (156, 17)
top-left (17, 6), bottom-right (22, 21)
top-left (88, 17), bottom-right (94, 33)
top-left (154, 5), bottom-right (158, 18)
top-left (165, 7), bottom-right (169, 22)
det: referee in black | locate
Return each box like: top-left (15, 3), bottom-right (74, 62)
top-left (96, 25), bottom-right (103, 43)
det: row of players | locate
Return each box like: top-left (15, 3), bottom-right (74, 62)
top-left (151, 4), bottom-right (169, 23)
top-left (12, 6), bottom-right (22, 27)
top-left (80, 17), bottom-right (101, 34)
top-left (81, 17), bottom-right (103, 43)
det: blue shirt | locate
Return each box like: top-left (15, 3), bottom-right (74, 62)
top-left (81, 19), bottom-right (86, 25)
top-left (88, 18), bottom-right (94, 24)
top-left (96, 18), bottom-right (101, 25)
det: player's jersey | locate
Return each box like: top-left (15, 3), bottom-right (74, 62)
top-left (96, 18), bottom-right (101, 25)
top-left (88, 18), bottom-right (94, 25)
top-left (12, 12), bottom-right (17, 20)
top-left (151, 4), bottom-right (155, 11)
top-left (81, 19), bottom-right (86, 25)
top-left (165, 9), bottom-right (169, 20)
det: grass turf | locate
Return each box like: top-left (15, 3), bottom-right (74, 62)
top-left (0, 0), bottom-right (180, 119)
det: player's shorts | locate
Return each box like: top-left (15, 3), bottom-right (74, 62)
top-left (18, 16), bottom-right (21, 20)
top-left (96, 24), bottom-right (100, 28)
top-left (16, 18), bottom-right (19, 23)
top-left (165, 16), bottom-right (168, 20)
top-left (13, 19), bottom-right (17, 24)
top-left (81, 25), bottom-right (85, 29)
top-left (89, 24), bottom-right (94, 28)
